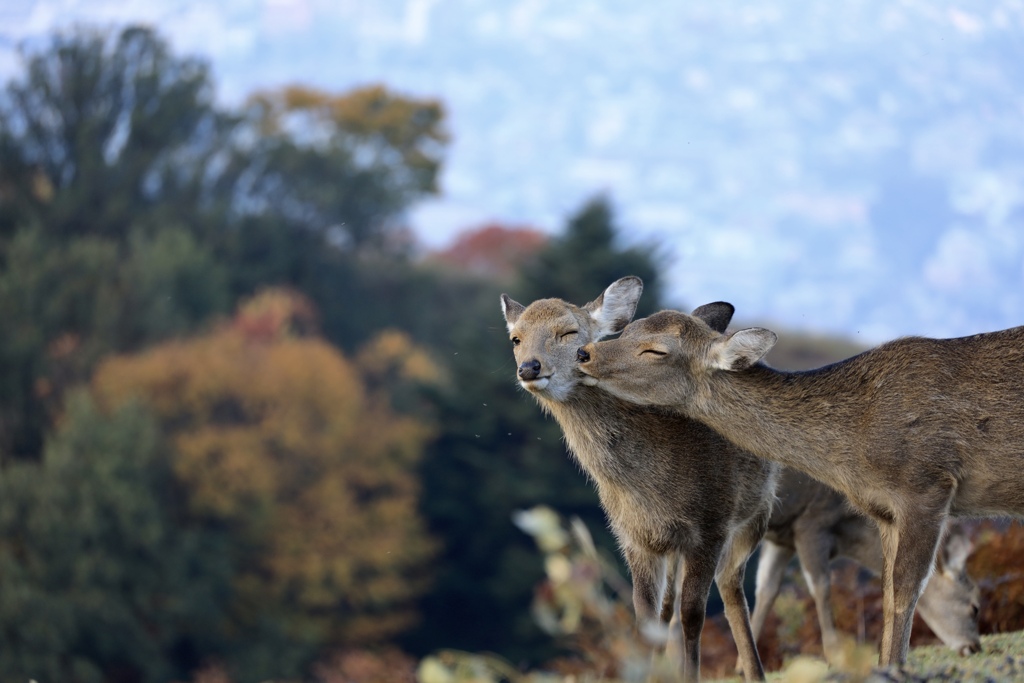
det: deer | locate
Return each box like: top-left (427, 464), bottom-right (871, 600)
top-left (740, 467), bottom-right (980, 675)
top-left (575, 305), bottom-right (1024, 667)
top-left (501, 278), bottom-right (778, 682)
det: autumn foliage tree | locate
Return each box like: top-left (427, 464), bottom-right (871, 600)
top-left (241, 84), bottom-right (447, 253)
top-left (430, 224), bottom-right (548, 280)
top-left (0, 26), bottom-right (452, 464)
top-left (91, 289), bottom-right (437, 676)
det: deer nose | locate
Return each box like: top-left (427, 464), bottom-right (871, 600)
top-left (576, 347), bottom-right (590, 363)
top-left (518, 359), bottom-right (541, 380)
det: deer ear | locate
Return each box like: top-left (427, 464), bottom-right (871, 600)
top-left (691, 302), bottom-right (735, 334)
top-left (939, 523), bottom-right (974, 574)
top-left (709, 328), bottom-right (777, 371)
top-left (584, 276), bottom-right (643, 338)
top-left (501, 294), bottom-right (526, 332)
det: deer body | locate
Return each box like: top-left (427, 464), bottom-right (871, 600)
top-left (749, 467), bottom-right (981, 668)
top-left (549, 391), bottom-right (774, 569)
top-left (502, 280), bottom-right (777, 682)
top-left (576, 311), bottom-right (1024, 666)
top-left (709, 331), bottom-right (1024, 521)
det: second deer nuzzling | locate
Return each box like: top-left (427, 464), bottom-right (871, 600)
top-left (576, 308), bottom-right (1024, 666)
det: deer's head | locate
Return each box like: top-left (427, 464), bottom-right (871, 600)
top-left (917, 524), bottom-right (982, 656)
top-left (500, 277), bottom-right (643, 403)
top-left (576, 306), bottom-right (775, 408)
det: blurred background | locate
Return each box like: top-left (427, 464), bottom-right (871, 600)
top-left (1, 2), bottom-right (1023, 682)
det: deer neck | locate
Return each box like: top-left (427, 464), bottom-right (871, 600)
top-left (537, 387), bottom-right (644, 481)
top-left (694, 364), bottom-right (860, 485)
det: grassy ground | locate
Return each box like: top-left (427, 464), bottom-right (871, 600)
top-left (710, 631), bottom-right (1024, 682)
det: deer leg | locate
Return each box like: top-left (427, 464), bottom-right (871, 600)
top-left (623, 547), bottom-right (675, 682)
top-left (794, 532), bottom-right (842, 662)
top-left (677, 552), bottom-right (719, 683)
top-left (624, 545), bottom-right (667, 628)
top-left (750, 540), bottom-right (794, 645)
top-left (877, 512), bottom-right (947, 666)
top-left (661, 552), bottom-right (679, 623)
top-left (736, 540), bottom-right (794, 674)
top-left (662, 553), bottom-right (685, 668)
top-left (718, 528), bottom-right (768, 681)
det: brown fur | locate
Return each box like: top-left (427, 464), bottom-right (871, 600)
top-left (502, 281), bottom-right (777, 682)
top-left (578, 309), bottom-right (1024, 665)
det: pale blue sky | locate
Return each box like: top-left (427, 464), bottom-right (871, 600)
top-left (4, 0), bottom-right (1024, 342)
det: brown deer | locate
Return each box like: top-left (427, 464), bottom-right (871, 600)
top-left (575, 306), bottom-right (1024, 666)
top-left (501, 278), bottom-right (778, 682)
top-left (742, 468), bottom-right (980, 675)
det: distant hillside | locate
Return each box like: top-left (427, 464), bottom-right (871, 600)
top-left (759, 326), bottom-right (866, 371)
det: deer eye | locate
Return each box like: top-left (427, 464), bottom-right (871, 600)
top-left (560, 330), bottom-right (579, 340)
top-left (640, 348), bottom-right (667, 357)
top-left (511, 337), bottom-right (521, 346)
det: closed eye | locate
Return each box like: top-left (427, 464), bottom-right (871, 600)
top-left (560, 330), bottom-right (579, 340)
top-left (640, 349), bottom-right (667, 357)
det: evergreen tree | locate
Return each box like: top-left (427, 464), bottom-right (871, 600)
top-left (518, 195), bottom-right (664, 317)
top-left (0, 26), bottom-right (232, 245)
top-left (0, 394), bottom-right (233, 683)
top-left (0, 224), bottom-right (228, 459)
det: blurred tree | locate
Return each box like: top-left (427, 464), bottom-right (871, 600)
top-left (517, 195), bottom-right (664, 315)
top-left (0, 224), bottom-right (228, 460)
top-left (240, 84), bottom-right (447, 253)
top-left (91, 289), bottom-right (437, 679)
top-left (0, 26), bottom-right (233, 245)
top-left (429, 224), bottom-right (548, 280)
top-left (0, 393), bottom-right (234, 683)
top-left (0, 24), bottom-right (449, 303)
top-left (0, 20), bottom-right (687, 673)
top-left (0, 25), bottom-right (450, 463)
top-left (405, 196), bottom-right (666, 662)
top-left (0, 24), bottom-right (235, 460)
top-left (229, 84), bottom-right (450, 356)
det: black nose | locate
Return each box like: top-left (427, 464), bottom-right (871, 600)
top-left (576, 347), bottom-right (590, 363)
top-left (518, 359), bottom-right (541, 380)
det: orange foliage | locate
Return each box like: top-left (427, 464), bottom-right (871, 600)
top-left (231, 286), bottom-right (319, 340)
top-left (313, 648), bottom-right (418, 683)
top-left (179, 648), bottom-right (418, 683)
top-left (431, 224), bottom-right (548, 279)
top-left (357, 329), bottom-right (440, 389)
top-left (966, 520), bottom-right (1024, 635)
top-left (92, 289), bottom-right (437, 644)
top-left (257, 84), bottom-right (447, 144)
top-left (247, 84), bottom-right (447, 193)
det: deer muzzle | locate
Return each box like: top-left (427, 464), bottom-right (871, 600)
top-left (518, 359), bottom-right (542, 381)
